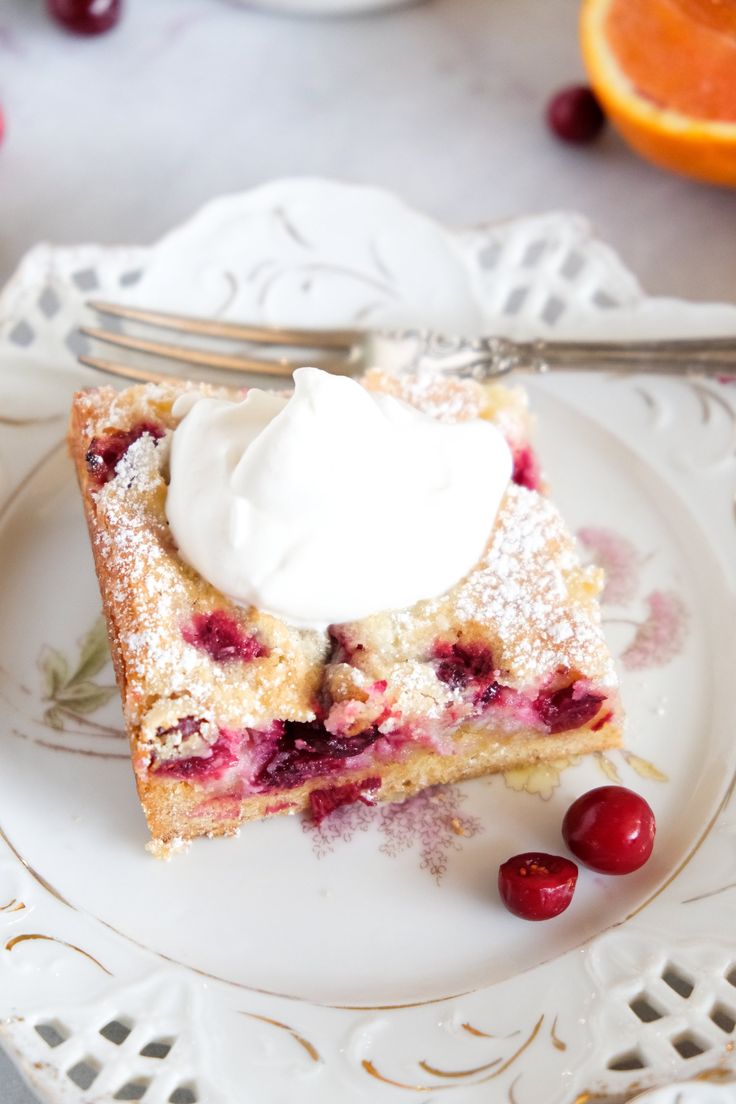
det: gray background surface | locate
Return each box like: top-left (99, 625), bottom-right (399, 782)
top-left (0, 1048), bottom-right (37, 1104)
top-left (1, 0), bottom-right (735, 299)
top-left (1, 0), bottom-right (735, 1100)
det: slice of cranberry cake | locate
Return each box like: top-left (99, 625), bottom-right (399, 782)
top-left (69, 372), bottom-right (621, 847)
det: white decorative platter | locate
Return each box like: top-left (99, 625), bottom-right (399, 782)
top-left (1, 179), bottom-right (735, 1104)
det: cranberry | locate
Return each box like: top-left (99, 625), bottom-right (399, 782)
top-left (511, 445), bottom-right (542, 492)
top-left (498, 852), bottom-right (578, 921)
top-left (535, 684), bottom-right (605, 734)
top-left (85, 421), bottom-right (164, 486)
top-left (254, 720), bottom-right (381, 790)
top-left (264, 800), bottom-right (295, 816)
top-left (547, 85), bottom-right (606, 144)
top-left (183, 610), bottom-right (268, 664)
top-left (309, 777), bottom-right (381, 824)
top-left (433, 641), bottom-right (499, 705)
top-left (0, 107), bottom-right (5, 147)
top-left (562, 786), bottom-right (655, 874)
top-left (158, 716), bottom-right (203, 742)
top-left (152, 725), bottom-right (239, 781)
top-left (47, 0), bottom-right (122, 35)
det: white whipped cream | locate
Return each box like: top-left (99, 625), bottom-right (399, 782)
top-left (166, 367), bottom-right (512, 630)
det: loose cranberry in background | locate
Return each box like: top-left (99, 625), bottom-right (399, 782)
top-left (0, 107), bottom-right (4, 147)
top-left (547, 84), bottom-right (606, 144)
top-left (498, 852), bottom-right (578, 921)
top-left (47, 0), bottom-right (122, 35)
top-left (562, 785), bottom-right (655, 874)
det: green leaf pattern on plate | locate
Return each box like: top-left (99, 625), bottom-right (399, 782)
top-left (72, 618), bottom-right (112, 682)
top-left (38, 616), bottom-right (117, 729)
top-left (38, 646), bottom-right (69, 698)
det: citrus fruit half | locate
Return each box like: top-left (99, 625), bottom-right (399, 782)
top-left (581, 0), bottom-right (736, 186)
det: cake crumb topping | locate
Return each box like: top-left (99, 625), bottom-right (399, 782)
top-left (145, 836), bottom-right (191, 861)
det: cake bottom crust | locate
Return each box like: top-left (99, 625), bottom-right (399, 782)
top-left (139, 721), bottom-right (622, 844)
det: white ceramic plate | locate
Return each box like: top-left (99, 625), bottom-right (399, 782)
top-left (1, 180), bottom-right (735, 1104)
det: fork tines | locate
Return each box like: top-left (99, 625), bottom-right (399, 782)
top-left (79, 300), bottom-right (363, 385)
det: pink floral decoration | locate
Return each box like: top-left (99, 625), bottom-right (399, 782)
top-left (378, 788), bottom-right (483, 883)
top-left (621, 590), bottom-right (688, 671)
top-left (303, 785), bottom-right (483, 884)
top-left (577, 527), bottom-right (640, 605)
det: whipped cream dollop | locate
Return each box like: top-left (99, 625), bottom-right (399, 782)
top-left (166, 367), bottom-right (512, 630)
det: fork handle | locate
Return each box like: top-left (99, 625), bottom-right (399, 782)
top-left (370, 332), bottom-right (736, 379)
top-left (527, 337), bottom-right (736, 377)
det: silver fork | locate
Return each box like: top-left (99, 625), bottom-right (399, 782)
top-left (79, 301), bottom-right (736, 384)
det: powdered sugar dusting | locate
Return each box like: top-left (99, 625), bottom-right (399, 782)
top-left (363, 368), bottom-right (486, 422)
top-left (342, 482), bottom-right (617, 714)
top-left (452, 485), bottom-right (616, 688)
top-left (363, 368), bottom-right (532, 448)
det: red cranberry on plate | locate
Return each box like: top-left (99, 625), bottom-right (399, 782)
top-left (498, 851), bottom-right (578, 921)
top-left (547, 84), bottom-right (606, 144)
top-left (47, 0), bottom-right (122, 35)
top-left (562, 785), bottom-right (655, 875)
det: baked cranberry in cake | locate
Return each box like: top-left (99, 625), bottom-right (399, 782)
top-left (182, 610), bottom-right (268, 664)
top-left (153, 732), bottom-right (239, 781)
top-left (309, 778), bottom-right (381, 824)
top-left (511, 444), bottom-right (542, 491)
top-left (69, 373), bottom-right (622, 847)
top-left (85, 421), bottom-right (164, 486)
top-left (254, 721), bottom-right (383, 790)
top-left (535, 684), bottom-right (606, 734)
top-left (433, 640), bottom-right (499, 705)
